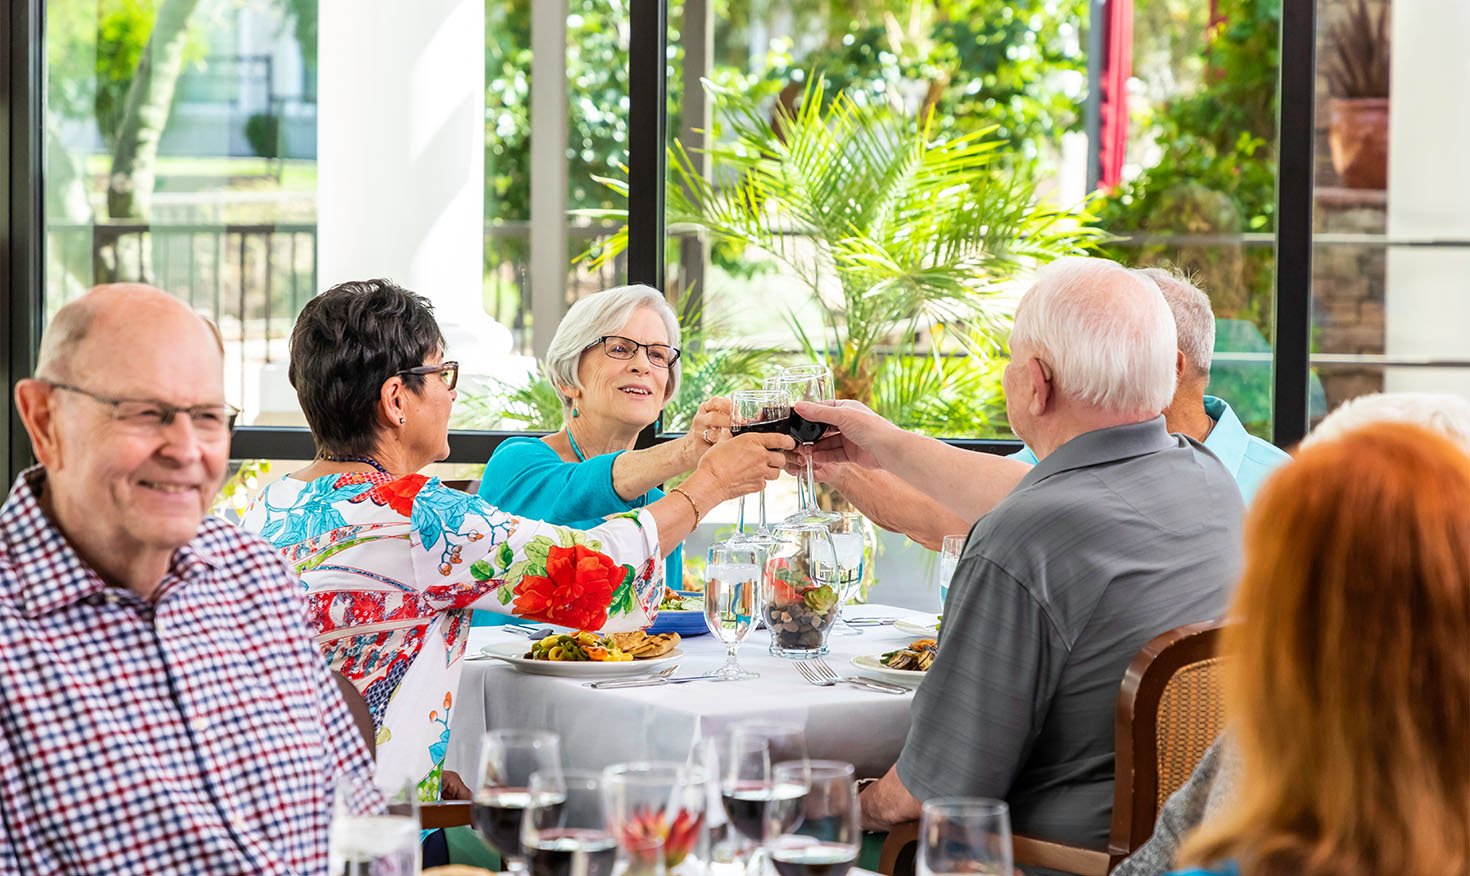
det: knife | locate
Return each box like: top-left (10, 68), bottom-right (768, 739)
top-left (587, 673), bottom-right (721, 689)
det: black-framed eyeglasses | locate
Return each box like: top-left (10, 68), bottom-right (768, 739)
top-left (44, 381), bottom-right (240, 437)
top-left (585, 336), bottom-right (681, 369)
top-left (395, 360), bottom-right (459, 391)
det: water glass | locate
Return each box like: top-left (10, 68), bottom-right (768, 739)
top-left (522, 769), bottom-right (618, 876)
top-left (603, 761), bottom-right (709, 876)
top-left (762, 523), bottom-right (842, 658)
top-left (704, 542), bottom-right (763, 681)
top-left (474, 729), bottom-right (564, 873)
top-left (937, 534), bottom-right (966, 609)
top-left (766, 761), bottom-right (858, 876)
top-left (917, 798), bottom-right (1012, 876)
top-left (329, 775), bottom-right (419, 876)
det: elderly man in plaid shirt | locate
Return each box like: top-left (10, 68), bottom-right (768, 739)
top-left (0, 285), bottom-right (377, 874)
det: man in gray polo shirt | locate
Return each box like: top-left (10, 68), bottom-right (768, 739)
top-left (792, 257), bottom-right (1243, 850)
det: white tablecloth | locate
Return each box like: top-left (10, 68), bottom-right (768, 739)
top-left (445, 604), bottom-right (936, 779)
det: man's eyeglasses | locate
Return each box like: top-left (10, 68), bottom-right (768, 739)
top-left (45, 381), bottom-right (239, 437)
top-left (586, 336), bottom-right (681, 369)
top-left (395, 360), bottom-right (459, 391)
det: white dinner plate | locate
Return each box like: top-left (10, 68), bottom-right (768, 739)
top-left (893, 618), bottom-right (940, 637)
top-left (479, 641), bottom-right (684, 678)
top-left (851, 653), bottom-right (926, 687)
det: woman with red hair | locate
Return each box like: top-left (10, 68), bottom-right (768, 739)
top-left (1171, 422), bottom-right (1470, 876)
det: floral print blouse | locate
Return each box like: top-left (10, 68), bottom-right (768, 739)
top-left (240, 471), bottom-right (662, 798)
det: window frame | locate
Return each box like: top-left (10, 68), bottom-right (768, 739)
top-left (1, 0), bottom-right (1315, 485)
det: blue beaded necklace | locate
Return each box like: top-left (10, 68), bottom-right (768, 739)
top-left (320, 453), bottom-right (392, 475)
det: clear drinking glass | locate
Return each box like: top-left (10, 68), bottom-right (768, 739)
top-left (766, 761), bottom-right (859, 876)
top-left (603, 761), bottom-right (709, 876)
top-left (730, 388), bottom-right (792, 541)
top-left (329, 775), bottom-right (420, 876)
top-left (762, 523), bottom-right (842, 658)
top-left (773, 365), bottom-right (838, 525)
top-left (917, 798), bottom-right (1013, 876)
top-left (522, 769), bottom-right (618, 876)
top-left (826, 512), bottom-right (868, 636)
top-left (474, 729), bottom-right (564, 874)
top-left (704, 542), bottom-right (763, 681)
top-left (937, 534), bottom-right (966, 609)
top-left (721, 722), bottom-right (810, 853)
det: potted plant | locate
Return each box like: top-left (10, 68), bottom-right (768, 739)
top-left (582, 71), bottom-right (1095, 434)
top-left (1326, 0), bottom-right (1391, 189)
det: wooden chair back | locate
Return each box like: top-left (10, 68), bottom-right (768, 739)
top-left (1107, 620), bottom-right (1227, 866)
top-left (876, 620), bottom-right (1228, 876)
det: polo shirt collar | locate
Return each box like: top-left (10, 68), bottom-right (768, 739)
top-left (1018, 416), bottom-right (1175, 489)
top-left (2, 467), bottom-right (219, 619)
top-left (1201, 395), bottom-right (1248, 477)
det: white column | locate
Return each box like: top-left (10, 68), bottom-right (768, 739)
top-left (1383, 0), bottom-right (1470, 395)
top-left (529, 0), bottom-right (569, 359)
top-left (316, 0), bottom-right (510, 373)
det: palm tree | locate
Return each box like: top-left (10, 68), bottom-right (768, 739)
top-left (585, 72), bottom-right (1095, 428)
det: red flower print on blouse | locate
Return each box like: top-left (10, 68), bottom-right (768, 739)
top-left (338, 473), bottom-right (430, 517)
top-left (512, 544), bottom-right (622, 630)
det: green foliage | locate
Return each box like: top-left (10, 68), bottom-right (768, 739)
top-left (583, 72), bottom-right (1096, 432)
top-left (212, 459), bottom-right (271, 520)
top-left (244, 112), bottom-right (281, 159)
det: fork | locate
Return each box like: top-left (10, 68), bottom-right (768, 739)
top-left (794, 659), bottom-right (907, 694)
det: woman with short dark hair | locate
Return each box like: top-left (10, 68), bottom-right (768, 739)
top-left (241, 279), bottom-right (791, 801)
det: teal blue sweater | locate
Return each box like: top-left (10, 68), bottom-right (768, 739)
top-left (475, 437), bottom-right (681, 626)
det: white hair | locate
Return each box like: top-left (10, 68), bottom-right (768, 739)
top-left (1010, 256), bottom-right (1178, 417)
top-left (1303, 392), bottom-right (1470, 451)
top-left (542, 284), bottom-right (681, 418)
top-left (1136, 266), bottom-right (1214, 377)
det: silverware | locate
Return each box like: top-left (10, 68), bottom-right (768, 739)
top-left (585, 667), bottom-right (732, 690)
top-left (794, 659), bottom-right (908, 694)
top-left (506, 624), bottom-right (557, 639)
top-left (843, 618), bottom-right (899, 627)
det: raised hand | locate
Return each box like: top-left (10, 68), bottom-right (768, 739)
top-left (686, 395), bottom-right (733, 461)
top-left (697, 431), bottom-right (795, 499)
top-left (789, 398), bottom-right (902, 471)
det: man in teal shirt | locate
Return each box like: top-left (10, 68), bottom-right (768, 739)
top-left (1011, 268), bottom-right (1288, 504)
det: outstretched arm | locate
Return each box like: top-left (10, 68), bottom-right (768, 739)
top-left (814, 463), bottom-right (973, 551)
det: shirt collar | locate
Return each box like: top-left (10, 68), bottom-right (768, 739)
top-left (1018, 416), bottom-right (1176, 489)
top-left (1201, 395), bottom-right (1249, 476)
top-left (1, 467), bottom-right (220, 619)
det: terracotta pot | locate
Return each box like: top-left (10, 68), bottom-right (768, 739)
top-left (1328, 97), bottom-right (1389, 190)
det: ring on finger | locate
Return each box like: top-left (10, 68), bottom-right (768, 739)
top-left (701, 427), bottom-right (714, 444)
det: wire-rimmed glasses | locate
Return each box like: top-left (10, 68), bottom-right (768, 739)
top-left (585, 336), bottom-right (681, 369)
top-left (43, 380), bottom-right (240, 437)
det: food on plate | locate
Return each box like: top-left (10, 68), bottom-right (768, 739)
top-left (658, 587), bottom-right (703, 611)
top-left (608, 630), bottom-right (682, 659)
top-left (880, 638), bottom-right (937, 672)
top-left (526, 631), bottom-right (632, 662)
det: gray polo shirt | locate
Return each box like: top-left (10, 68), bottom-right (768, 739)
top-left (895, 417), bottom-right (1242, 851)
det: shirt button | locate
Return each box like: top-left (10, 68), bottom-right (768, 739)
top-left (231, 815), bottom-right (248, 833)
top-left (190, 717), bottom-right (210, 733)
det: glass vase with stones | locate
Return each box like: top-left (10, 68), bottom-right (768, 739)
top-left (761, 523), bottom-right (843, 659)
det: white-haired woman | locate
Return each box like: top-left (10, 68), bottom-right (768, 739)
top-left (478, 285), bottom-right (733, 611)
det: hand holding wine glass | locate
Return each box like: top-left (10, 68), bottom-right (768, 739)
top-left (473, 729), bottom-right (564, 875)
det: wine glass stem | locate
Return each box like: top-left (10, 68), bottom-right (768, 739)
top-left (724, 644), bottom-right (740, 673)
top-left (758, 484), bottom-right (768, 530)
top-left (737, 494), bottom-right (747, 534)
top-left (803, 446), bottom-right (816, 512)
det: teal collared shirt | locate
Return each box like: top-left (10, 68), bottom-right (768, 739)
top-left (1008, 396), bottom-right (1290, 504)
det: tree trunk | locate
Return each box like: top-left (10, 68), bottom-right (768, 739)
top-left (105, 0), bottom-right (200, 222)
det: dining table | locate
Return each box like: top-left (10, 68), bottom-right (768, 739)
top-left (444, 603), bottom-right (938, 779)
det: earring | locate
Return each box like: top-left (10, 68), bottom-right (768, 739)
top-left (399, 416), bottom-right (406, 425)
top-left (572, 407), bottom-right (579, 419)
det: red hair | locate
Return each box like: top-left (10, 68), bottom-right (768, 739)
top-left (1180, 422), bottom-right (1470, 876)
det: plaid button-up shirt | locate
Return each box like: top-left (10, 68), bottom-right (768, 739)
top-left (0, 468), bottom-right (377, 875)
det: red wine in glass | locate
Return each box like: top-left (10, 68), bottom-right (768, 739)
top-left (473, 788), bottom-right (565, 861)
top-left (770, 842), bottom-right (858, 876)
top-left (722, 780), bottom-right (808, 842)
top-left (785, 409), bottom-right (825, 444)
top-left (525, 828), bottom-right (618, 876)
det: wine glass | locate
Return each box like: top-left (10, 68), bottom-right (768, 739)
top-left (522, 769), bottom-right (618, 876)
top-left (474, 729), bottom-right (564, 874)
top-left (730, 388), bottom-right (792, 542)
top-left (603, 761), bottom-right (709, 876)
top-left (766, 761), bottom-right (859, 876)
top-left (773, 365), bottom-right (838, 525)
top-left (722, 722), bottom-right (810, 864)
top-left (704, 542), bottom-right (763, 681)
top-left (329, 774), bottom-right (420, 876)
top-left (917, 798), bottom-right (1013, 876)
top-left (937, 534), bottom-right (966, 610)
top-left (762, 523), bottom-right (842, 659)
top-left (825, 511), bottom-right (868, 636)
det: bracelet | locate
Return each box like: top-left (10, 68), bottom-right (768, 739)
top-left (669, 487), bottom-right (703, 527)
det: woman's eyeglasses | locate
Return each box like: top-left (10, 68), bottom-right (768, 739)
top-left (396, 361), bottom-right (459, 391)
top-left (586, 336), bottom-right (680, 369)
